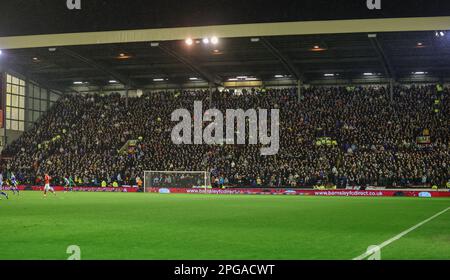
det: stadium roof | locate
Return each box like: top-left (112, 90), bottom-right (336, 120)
top-left (2, 30), bottom-right (450, 91)
top-left (1, 0), bottom-right (449, 37)
top-left (1, 1), bottom-right (450, 91)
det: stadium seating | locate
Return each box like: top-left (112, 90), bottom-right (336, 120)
top-left (2, 85), bottom-right (449, 188)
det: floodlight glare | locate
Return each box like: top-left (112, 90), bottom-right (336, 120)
top-left (211, 37), bottom-right (219, 45)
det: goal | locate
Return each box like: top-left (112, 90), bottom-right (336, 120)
top-left (143, 171), bottom-right (209, 193)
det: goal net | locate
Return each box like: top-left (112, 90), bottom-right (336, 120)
top-left (143, 171), bottom-right (210, 193)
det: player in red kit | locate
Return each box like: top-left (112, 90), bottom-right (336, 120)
top-left (44, 173), bottom-right (56, 198)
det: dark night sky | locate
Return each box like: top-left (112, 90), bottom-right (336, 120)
top-left (0, 0), bottom-right (449, 36)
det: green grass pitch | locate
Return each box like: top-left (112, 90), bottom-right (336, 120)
top-left (0, 191), bottom-right (449, 260)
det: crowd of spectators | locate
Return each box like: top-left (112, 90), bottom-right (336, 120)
top-left (1, 84), bottom-right (449, 189)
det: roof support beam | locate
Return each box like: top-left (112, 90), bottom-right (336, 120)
top-left (58, 47), bottom-right (138, 88)
top-left (29, 56), bottom-right (385, 75)
top-left (369, 34), bottom-right (395, 80)
top-left (158, 44), bottom-right (222, 86)
top-left (369, 34), bottom-right (396, 102)
top-left (260, 38), bottom-right (304, 81)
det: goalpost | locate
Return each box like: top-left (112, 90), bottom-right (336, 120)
top-left (143, 171), bottom-right (210, 193)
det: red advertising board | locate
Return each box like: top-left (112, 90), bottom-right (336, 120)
top-left (11, 186), bottom-right (450, 198)
top-left (148, 187), bottom-right (450, 198)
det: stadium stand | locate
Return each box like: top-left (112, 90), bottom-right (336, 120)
top-left (1, 84), bottom-right (449, 189)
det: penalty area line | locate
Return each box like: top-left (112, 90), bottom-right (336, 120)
top-left (353, 206), bottom-right (450, 260)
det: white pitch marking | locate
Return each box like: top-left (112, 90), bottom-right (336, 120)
top-left (353, 207), bottom-right (450, 260)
